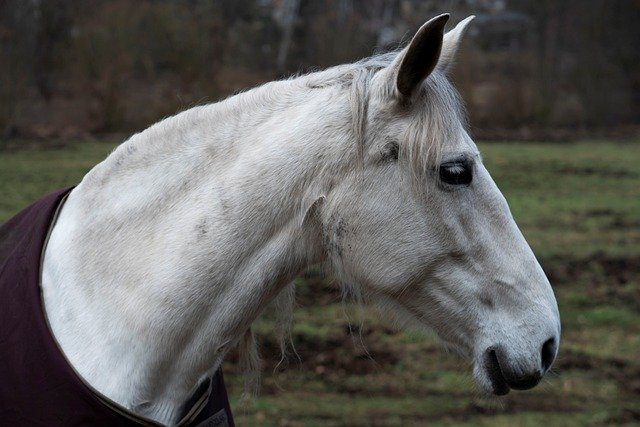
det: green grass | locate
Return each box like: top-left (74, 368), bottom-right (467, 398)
top-left (1, 138), bottom-right (639, 426)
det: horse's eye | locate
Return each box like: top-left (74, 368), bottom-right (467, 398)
top-left (439, 161), bottom-right (472, 186)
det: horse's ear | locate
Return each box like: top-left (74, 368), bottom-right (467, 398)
top-left (394, 13), bottom-right (449, 99)
top-left (437, 15), bottom-right (475, 74)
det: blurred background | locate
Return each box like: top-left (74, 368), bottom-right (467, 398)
top-left (1, 0), bottom-right (639, 139)
top-left (1, 0), bottom-right (639, 425)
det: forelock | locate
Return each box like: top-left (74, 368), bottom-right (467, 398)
top-left (403, 71), bottom-right (468, 183)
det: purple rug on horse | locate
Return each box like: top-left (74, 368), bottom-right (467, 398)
top-left (0, 188), bottom-right (234, 426)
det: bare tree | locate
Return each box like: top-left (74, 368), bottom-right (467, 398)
top-left (375, 0), bottom-right (397, 49)
top-left (275, 0), bottom-right (300, 73)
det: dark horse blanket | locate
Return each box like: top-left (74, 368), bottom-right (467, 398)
top-left (0, 188), bottom-right (234, 426)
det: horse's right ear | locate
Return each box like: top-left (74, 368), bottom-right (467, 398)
top-left (392, 13), bottom-right (450, 99)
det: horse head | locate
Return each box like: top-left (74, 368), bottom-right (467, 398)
top-left (316, 14), bottom-right (560, 395)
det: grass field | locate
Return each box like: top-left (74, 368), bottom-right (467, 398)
top-left (1, 139), bottom-right (639, 426)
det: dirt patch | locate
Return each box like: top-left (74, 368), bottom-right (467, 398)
top-left (303, 337), bottom-right (402, 377)
top-left (555, 348), bottom-right (640, 395)
top-left (543, 255), bottom-right (640, 310)
top-left (604, 408), bottom-right (640, 424)
top-left (467, 394), bottom-right (579, 415)
top-left (574, 209), bottom-right (640, 230)
top-left (225, 318), bottom-right (403, 382)
top-left (544, 255), bottom-right (640, 284)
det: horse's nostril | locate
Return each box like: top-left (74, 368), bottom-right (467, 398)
top-left (541, 337), bottom-right (556, 372)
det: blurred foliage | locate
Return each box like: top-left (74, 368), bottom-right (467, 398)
top-left (0, 0), bottom-right (638, 140)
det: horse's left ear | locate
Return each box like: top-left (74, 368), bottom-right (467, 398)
top-left (394, 13), bottom-right (449, 99)
top-left (392, 14), bottom-right (475, 99)
top-left (436, 15), bottom-right (475, 74)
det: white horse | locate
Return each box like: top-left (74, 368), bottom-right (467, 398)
top-left (42, 14), bottom-right (560, 426)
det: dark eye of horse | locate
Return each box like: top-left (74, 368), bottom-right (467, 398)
top-left (439, 161), bottom-right (472, 186)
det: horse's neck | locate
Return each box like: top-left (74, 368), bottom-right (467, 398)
top-left (42, 83), bottom-right (345, 425)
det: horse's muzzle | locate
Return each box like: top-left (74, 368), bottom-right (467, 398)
top-left (483, 337), bottom-right (557, 395)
